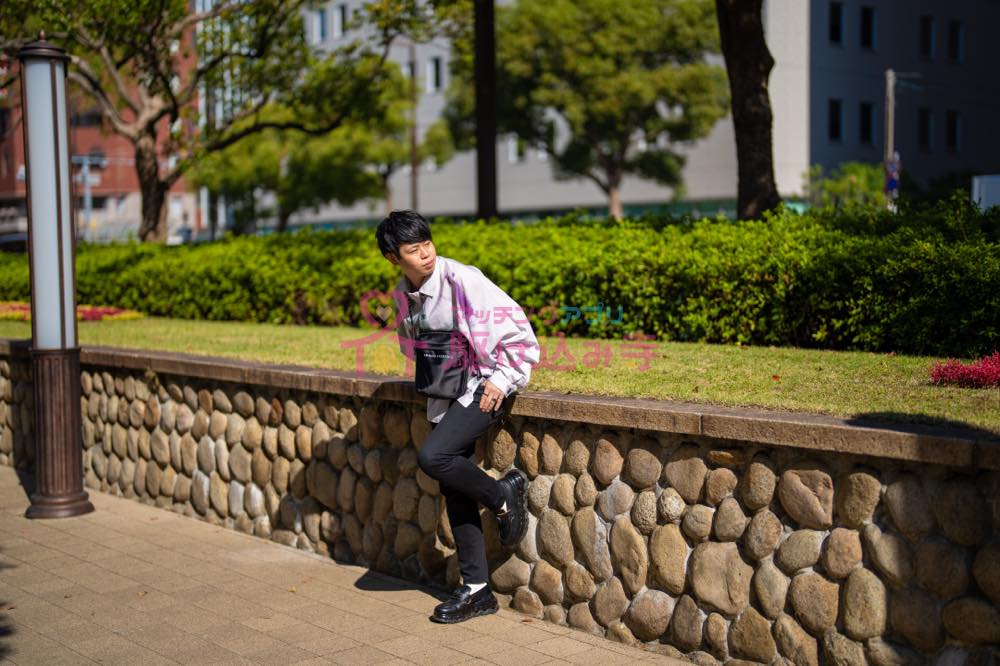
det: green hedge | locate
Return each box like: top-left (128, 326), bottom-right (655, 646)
top-left (0, 195), bottom-right (997, 357)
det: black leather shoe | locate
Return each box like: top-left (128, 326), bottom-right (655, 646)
top-left (430, 585), bottom-right (499, 623)
top-left (495, 469), bottom-right (528, 548)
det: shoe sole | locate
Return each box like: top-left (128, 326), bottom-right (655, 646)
top-left (499, 469), bottom-right (529, 548)
top-left (430, 602), bottom-right (499, 624)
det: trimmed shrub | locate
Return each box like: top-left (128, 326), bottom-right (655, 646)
top-left (0, 197), bottom-right (996, 358)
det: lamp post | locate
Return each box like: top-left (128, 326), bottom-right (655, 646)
top-left (18, 33), bottom-right (94, 519)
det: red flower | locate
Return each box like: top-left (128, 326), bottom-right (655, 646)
top-left (930, 351), bottom-right (1000, 388)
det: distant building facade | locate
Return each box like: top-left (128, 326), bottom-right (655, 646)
top-left (3, 1), bottom-right (997, 240)
top-left (289, 0), bottom-right (1000, 227)
top-left (0, 50), bottom-right (202, 243)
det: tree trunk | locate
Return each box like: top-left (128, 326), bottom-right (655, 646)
top-left (277, 208), bottom-right (291, 233)
top-left (383, 172), bottom-right (394, 216)
top-left (605, 167), bottom-right (624, 219)
top-left (135, 134), bottom-right (168, 242)
top-left (608, 184), bottom-right (623, 220)
top-left (716, 0), bottom-right (782, 220)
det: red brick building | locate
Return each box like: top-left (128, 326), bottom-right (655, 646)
top-left (0, 52), bottom-right (202, 243)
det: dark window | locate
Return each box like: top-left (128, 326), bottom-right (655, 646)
top-left (829, 2), bottom-right (844, 44)
top-left (860, 6), bottom-right (876, 49)
top-left (0, 108), bottom-right (9, 137)
top-left (919, 15), bottom-right (935, 59)
top-left (71, 109), bottom-right (103, 127)
top-left (947, 20), bottom-right (964, 62)
top-left (918, 107), bottom-right (934, 150)
top-left (428, 56), bottom-right (442, 92)
top-left (859, 102), bottom-right (874, 144)
top-left (333, 4), bottom-right (348, 38)
top-left (316, 8), bottom-right (327, 42)
top-left (828, 98), bottom-right (843, 142)
top-left (946, 110), bottom-right (960, 152)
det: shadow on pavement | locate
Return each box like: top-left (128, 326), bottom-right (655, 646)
top-left (352, 568), bottom-right (449, 603)
top-left (13, 468), bottom-right (34, 506)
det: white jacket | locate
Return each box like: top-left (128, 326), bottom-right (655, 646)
top-left (393, 255), bottom-right (540, 423)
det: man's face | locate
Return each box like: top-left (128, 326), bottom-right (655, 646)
top-left (389, 239), bottom-right (436, 284)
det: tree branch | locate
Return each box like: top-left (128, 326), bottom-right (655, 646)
top-left (199, 29), bottom-right (399, 154)
top-left (76, 25), bottom-right (142, 115)
top-left (66, 62), bottom-right (135, 138)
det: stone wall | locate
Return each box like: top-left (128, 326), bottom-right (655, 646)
top-left (2, 342), bottom-right (998, 665)
top-left (0, 343), bottom-right (34, 469)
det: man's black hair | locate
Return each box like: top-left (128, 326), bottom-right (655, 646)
top-left (376, 210), bottom-right (433, 258)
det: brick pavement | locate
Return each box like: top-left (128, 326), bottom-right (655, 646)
top-left (0, 466), bottom-right (685, 665)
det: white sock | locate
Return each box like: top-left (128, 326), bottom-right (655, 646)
top-left (466, 582), bottom-right (487, 594)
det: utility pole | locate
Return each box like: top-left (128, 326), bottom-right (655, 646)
top-left (409, 40), bottom-right (419, 211)
top-left (883, 68), bottom-right (920, 211)
top-left (883, 68), bottom-right (895, 164)
top-left (72, 155), bottom-right (100, 239)
top-left (474, 0), bottom-right (498, 220)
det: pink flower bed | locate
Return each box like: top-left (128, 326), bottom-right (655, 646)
top-left (0, 302), bottom-right (143, 322)
top-left (930, 351), bottom-right (1000, 388)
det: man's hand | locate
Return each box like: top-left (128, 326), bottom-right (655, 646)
top-left (479, 379), bottom-right (505, 413)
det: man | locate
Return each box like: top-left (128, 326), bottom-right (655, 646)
top-left (376, 210), bottom-right (538, 623)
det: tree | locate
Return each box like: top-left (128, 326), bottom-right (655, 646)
top-left (804, 162), bottom-right (885, 209)
top-left (715, 0), bottom-right (781, 220)
top-left (189, 120), bottom-right (385, 235)
top-left (444, 0), bottom-right (728, 218)
top-left (189, 80), bottom-right (455, 229)
top-left (363, 119), bottom-right (454, 215)
top-left (1, 0), bottom-right (430, 241)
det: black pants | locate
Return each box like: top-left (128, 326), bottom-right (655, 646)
top-left (417, 382), bottom-right (505, 585)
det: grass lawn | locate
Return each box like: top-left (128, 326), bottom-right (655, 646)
top-left (1, 317), bottom-right (997, 434)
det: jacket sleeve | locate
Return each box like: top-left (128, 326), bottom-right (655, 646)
top-left (452, 267), bottom-right (540, 397)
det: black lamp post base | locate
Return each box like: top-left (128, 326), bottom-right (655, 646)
top-left (26, 348), bottom-right (94, 520)
top-left (25, 490), bottom-right (94, 519)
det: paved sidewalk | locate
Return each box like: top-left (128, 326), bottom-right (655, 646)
top-left (0, 466), bottom-right (683, 665)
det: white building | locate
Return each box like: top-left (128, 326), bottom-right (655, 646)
top-left (286, 0), bottom-right (1000, 226)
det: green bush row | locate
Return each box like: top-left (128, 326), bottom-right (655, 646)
top-left (0, 195), bottom-right (997, 358)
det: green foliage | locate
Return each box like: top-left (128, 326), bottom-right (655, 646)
top-left (189, 103), bottom-right (398, 229)
top-left (1, 0), bottom-right (444, 239)
top-left (804, 162), bottom-right (886, 209)
top-left (0, 196), bottom-right (996, 357)
top-left (188, 22), bottom-right (457, 224)
top-left (443, 0), bottom-right (728, 212)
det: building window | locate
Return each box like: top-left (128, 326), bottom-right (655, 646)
top-left (947, 20), bottom-right (964, 63)
top-left (919, 15), bottom-right (935, 60)
top-left (426, 56), bottom-right (443, 93)
top-left (829, 2), bottom-right (844, 45)
top-left (918, 107), bottom-right (934, 151)
top-left (71, 109), bottom-right (104, 127)
top-left (946, 110), bottom-right (961, 152)
top-left (310, 9), bottom-right (327, 44)
top-left (860, 6), bottom-right (877, 50)
top-left (859, 102), bottom-right (874, 145)
top-left (828, 98), bottom-right (843, 142)
top-left (332, 4), bottom-right (348, 38)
